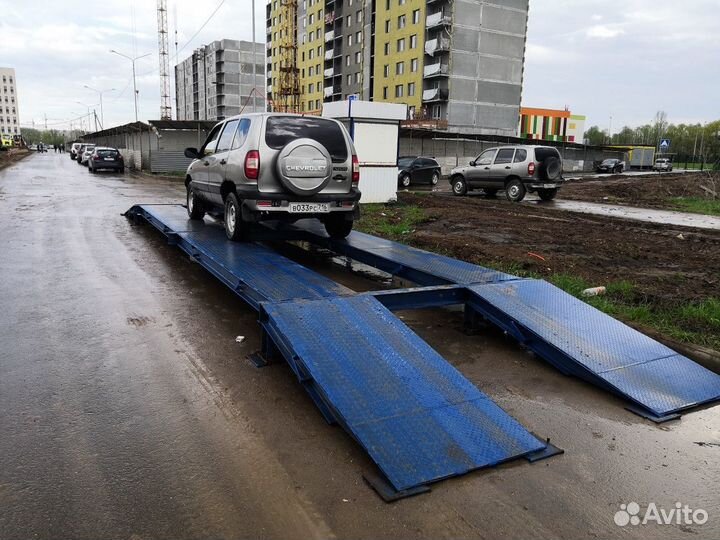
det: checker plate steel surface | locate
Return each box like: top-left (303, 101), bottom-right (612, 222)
top-left (134, 204), bottom-right (210, 233)
top-left (296, 223), bottom-right (515, 285)
top-left (468, 280), bottom-right (720, 416)
top-left (263, 295), bottom-right (546, 491)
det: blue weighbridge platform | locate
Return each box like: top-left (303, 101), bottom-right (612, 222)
top-left (125, 204), bottom-right (720, 498)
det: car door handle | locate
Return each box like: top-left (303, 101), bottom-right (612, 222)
top-left (484, 167), bottom-right (490, 170)
top-left (505, 166), bottom-right (511, 169)
top-left (220, 159), bottom-right (227, 165)
top-left (203, 161), bottom-right (209, 166)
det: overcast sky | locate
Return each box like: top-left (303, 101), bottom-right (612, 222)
top-left (1, 0), bottom-right (717, 132)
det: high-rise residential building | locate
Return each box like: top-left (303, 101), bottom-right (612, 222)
top-left (175, 39), bottom-right (265, 121)
top-left (0, 67), bottom-right (20, 135)
top-left (266, 0), bottom-right (529, 136)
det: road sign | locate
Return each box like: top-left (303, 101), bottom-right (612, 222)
top-left (659, 139), bottom-right (671, 152)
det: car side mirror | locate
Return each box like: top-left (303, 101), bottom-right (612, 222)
top-left (469, 160), bottom-right (475, 166)
top-left (184, 147), bottom-right (200, 159)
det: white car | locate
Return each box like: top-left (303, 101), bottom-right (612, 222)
top-left (80, 145), bottom-right (96, 165)
top-left (653, 158), bottom-right (673, 172)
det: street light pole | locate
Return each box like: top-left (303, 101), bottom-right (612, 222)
top-left (252, 0), bottom-right (257, 112)
top-left (83, 85), bottom-right (115, 130)
top-left (110, 50), bottom-right (152, 122)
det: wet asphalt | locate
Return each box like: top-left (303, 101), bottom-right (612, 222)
top-left (1, 153), bottom-right (719, 540)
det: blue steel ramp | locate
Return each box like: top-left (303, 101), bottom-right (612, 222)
top-left (466, 280), bottom-right (720, 420)
top-left (261, 295), bottom-right (548, 491)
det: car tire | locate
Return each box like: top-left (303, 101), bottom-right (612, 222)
top-left (451, 176), bottom-right (467, 196)
top-left (400, 174), bottom-right (411, 188)
top-left (505, 179), bottom-right (526, 202)
top-left (484, 188), bottom-right (498, 198)
top-left (187, 187), bottom-right (205, 220)
top-left (538, 188), bottom-right (558, 201)
top-left (224, 192), bottom-right (245, 241)
top-left (431, 171), bottom-right (439, 185)
top-left (324, 214), bottom-right (354, 239)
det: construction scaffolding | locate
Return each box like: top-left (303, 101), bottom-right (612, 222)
top-left (277, 0), bottom-right (300, 112)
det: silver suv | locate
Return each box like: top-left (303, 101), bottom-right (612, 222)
top-left (184, 113), bottom-right (360, 240)
top-left (450, 145), bottom-right (563, 202)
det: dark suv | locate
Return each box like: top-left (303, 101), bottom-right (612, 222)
top-left (184, 113), bottom-right (360, 241)
top-left (450, 145), bottom-right (564, 202)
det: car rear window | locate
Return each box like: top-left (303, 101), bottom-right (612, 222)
top-left (534, 147), bottom-right (560, 161)
top-left (265, 116), bottom-right (348, 162)
top-left (97, 149), bottom-right (119, 158)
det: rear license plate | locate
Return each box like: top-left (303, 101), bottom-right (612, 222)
top-left (542, 183), bottom-right (557, 188)
top-left (288, 202), bottom-right (330, 213)
top-left (104, 157), bottom-right (115, 161)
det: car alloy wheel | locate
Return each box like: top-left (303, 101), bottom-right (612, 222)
top-left (431, 172), bottom-right (439, 185)
top-left (401, 175), bottom-right (411, 187)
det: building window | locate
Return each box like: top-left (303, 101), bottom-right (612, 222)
top-left (302, 16), bottom-right (306, 27)
top-left (410, 34), bottom-right (417, 48)
top-left (408, 82), bottom-right (415, 96)
top-left (413, 9), bottom-right (420, 24)
top-left (309, 66), bottom-right (314, 76)
top-left (316, 99), bottom-right (321, 109)
top-left (399, 0), bottom-right (406, 4)
top-left (356, 11), bottom-right (362, 23)
top-left (432, 104), bottom-right (441, 119)
top-left (355, 73), bottom-right (361, 83)
top-left (356, 31), bottom-right (362, 42)
top-left (355, 51), bottom-right (361, 63)
top-left (347, 74), bottom-right (352, 85)
top-left (346, 55), bottom-right (351, 66)
top-left (383, 64), bottom-right (389, 77)
top-left (309, 83), bottom-right (314, 93)
top-left (411, 58), bottom-right (418, 72)
top-left (384, 42), bottom-right (390, 55)
top-left (348, 35), bottom-right (352, 46)
top-left (309, 13), bottom-right (314, 24)
top-left (309, 32), bottom-right (314, 42)
top-left (398, 15), bottom-right (406, 29)
top-left (383, 87), bottom-right (388, 99)
top-left (347, 15), bottom-right (351, 26)
top-left (395, 84), bottom-right (403, 97)
top-left (385, 20), bottom-right (390, 32)
top-left (396, 61), bottom-right (404, 75)
top-left (385, 0), bottom-right (390, 9)
top-left (397, 38), bottom-right (405, 52)
top-left (309, 49), bottom-right (314, 59)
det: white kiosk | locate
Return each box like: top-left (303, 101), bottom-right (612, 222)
top-left (322, 99), bottom-right (407, 203)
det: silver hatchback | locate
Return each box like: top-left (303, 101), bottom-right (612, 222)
top-left (450, 144), bottom-right (564, 202)
top-left (185, 113), bottom-right (360, 240)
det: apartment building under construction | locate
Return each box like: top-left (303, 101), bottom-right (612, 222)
top-left (266, 0), bottom-right (529, 136)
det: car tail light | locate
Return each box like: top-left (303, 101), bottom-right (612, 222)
top-left (244, 150), bottom-right (259, 180)
top-left (528, 162), bottom-right (536, 176)
top-left (352, 154), bottom-right (359, 183)
top-left (256, 200), bottom-right (272, 207)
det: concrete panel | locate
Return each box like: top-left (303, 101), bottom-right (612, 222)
top-left (475, 103), bottom-right (519, 130)
top-left (454, 1), bottom-right (482, 31)
top-left (478, 31), bottom-right (525, 58)
top-left (447, 102), bottom-right (476, 126)
top-left (475, 80), bottom-right (521, 105)
top-left (491, 0), bottom-right (528, 11)
top-left (482, 5), bottom-right (527, 35)
top-left (478, 55), bottom-right (523, 83)
top-left (451, 53), bottom-right (479, 78)
top-left (450, 78), bottom-right (477, 102)
top-left (451, 26), bottom-right (480, 52)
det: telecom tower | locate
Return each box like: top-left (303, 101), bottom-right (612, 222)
top-left (157, 0), bottom-right (172, 120)
top-left (277, 0), bottom-right (300, 112)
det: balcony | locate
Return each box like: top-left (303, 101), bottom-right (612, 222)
top-left (424, 36), bottom-right (450, 56)
top-left (324, 49), bottom-right (334, 60)
top-left (325, 30), bottom-right (335, 42)
top-left (324, 67), bottom-right (334, 78)
top-left (426, 12), bottom-right (451, 29)
top-left (422, 87), bottom-right (449, 102)
top-left (324, 86), bottom-right (334, 98)
top-left (424, 62), bottom-right (449, 78)
top-left (324, 11), bottom-right (335, 24)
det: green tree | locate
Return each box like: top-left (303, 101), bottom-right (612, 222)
top-left (583, 125), bottom-right (606, 146)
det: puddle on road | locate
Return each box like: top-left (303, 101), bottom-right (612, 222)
top-left (530, 199), bottom-right (720, 230)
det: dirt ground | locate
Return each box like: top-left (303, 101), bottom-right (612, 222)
top-left (561, 171), bottom-right (720, 210)
top-left (0, 148), bottom-right (30, 170)
top-left (359, 190), bottom-right (720, 350)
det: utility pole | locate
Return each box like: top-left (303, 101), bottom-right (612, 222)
top-left (84, 85), bottom-right (114, 130)
top-left (252, 0), bottom-right (257, 112)
top-left (44, 114), bottom-right (47, 129)
top-left (110, 50), bottom-right (152, 122)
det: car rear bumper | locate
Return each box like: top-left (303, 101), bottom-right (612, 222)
top-left (235, 184), bottom-right (361, 203)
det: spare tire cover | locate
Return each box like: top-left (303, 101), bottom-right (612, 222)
top-left (541, 156), bottom-right (562, 180)
top-left (275, 138), bottom-right (333, 196)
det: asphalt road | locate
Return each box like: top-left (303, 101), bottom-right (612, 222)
top-left (1, 153), bottom-right (719, 540)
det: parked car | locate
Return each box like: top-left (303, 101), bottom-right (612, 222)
top-left (88, 147), bottom-right (124, 173)
top-left (596, 158), bottom-right (625, 174)
top-left (79, 145), bottom-right (96, 165)
top-left (184, 112), bottom-right (360, 241)
top-left (449, 145), bottom-right (564, 202)
top-left (70, 142), bottom-right (83, 159)
top-left (397, 156), bottom-right (441, 188)
top-left (653, 158), bottom-right (673, 172)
